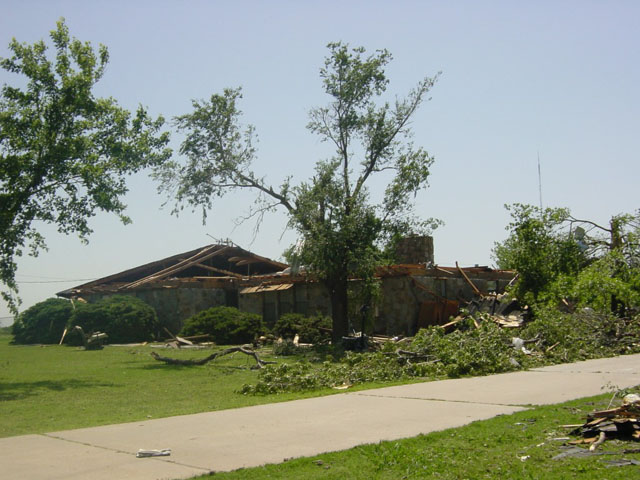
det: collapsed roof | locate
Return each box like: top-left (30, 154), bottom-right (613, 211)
top-left (57, 240), bottom-right (515, 301)
top-left (57, 243), bottom-right (289, 298)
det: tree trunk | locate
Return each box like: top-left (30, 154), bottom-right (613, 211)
top-left (328, 278), bottom-right (349, 343)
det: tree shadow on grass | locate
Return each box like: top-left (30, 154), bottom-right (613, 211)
top-left (135, 363), bottom-right (257, 378)
top-left (0, 379), bottom-right (116, 401)
top-left (135, 362), bottom-right (196, 371)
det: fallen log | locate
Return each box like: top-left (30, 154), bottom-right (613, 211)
top-left (150, 346), bottom-right (276, 369)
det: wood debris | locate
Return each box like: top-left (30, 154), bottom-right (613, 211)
top-left (569, 395), bottom-right (640, 450)
top-left (162, 327), bottom-right (214, 348)
top-left (467, 293), bottom-right (528, 327)
top-left (437, 293), bottom-right (528, 333)
top-left (73, 325), bottom-right (108, 350)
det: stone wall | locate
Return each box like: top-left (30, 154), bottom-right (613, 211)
top-left (375, 273), bottom-right (514, 335)
top-left (238, 282), bottom-right (331, 328)
top-left (375, 276), bottom-right (418, 335)
top-left (83, 286), bottom-right (228, 333)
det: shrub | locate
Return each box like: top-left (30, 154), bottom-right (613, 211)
top-left (272, 313), bottom-right (332, 344)
top-left (69, 295), bottom-right (158, 344)
top-left (11, 298), bottom-right (73, 344)
top-left (180, 306), bottom-right (263, 345)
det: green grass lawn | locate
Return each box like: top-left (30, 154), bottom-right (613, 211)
top-left (0, 332), bottom-right (410, 437)
top-left (0, 332), bottom-right (319, 437)
top-left (3, 330), bottom-right (640, 478)
top-left (195, 391), bottom-right (640, 480)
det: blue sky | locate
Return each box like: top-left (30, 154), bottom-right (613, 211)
top-left (1, 0), bottom-right (639, 318)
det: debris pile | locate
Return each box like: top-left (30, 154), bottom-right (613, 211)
top-left (467, 293), bottom-right (528, 327)
top-left (440, 293), bottom-right (528, 332)
top-left (569, 394), bottom-right (640, 450)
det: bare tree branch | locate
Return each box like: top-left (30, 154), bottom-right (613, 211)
top-left (150, 347), bottom-right (276, 369)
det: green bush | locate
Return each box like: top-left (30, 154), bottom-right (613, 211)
top-left (69, 295), bottom-right (158, 344)
top-left (272, 313), bottom-right (332, 344)
top-left (180, 306), bottom-right (263, 345)
top-left (11, 298), bottom-right (73, 344)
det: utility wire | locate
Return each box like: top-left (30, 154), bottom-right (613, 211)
top-left (15, 278), bottom-right (96, 284)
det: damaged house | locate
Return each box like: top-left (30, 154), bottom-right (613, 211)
top-left (57, 242), bottom-right (288, 333)
top-left (239, 237), bottom-right (515, 335)
top-left (58, 237), bottom-right (515, 336)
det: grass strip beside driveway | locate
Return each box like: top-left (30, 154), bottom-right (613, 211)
top-left (198, 389), bottom-right (640, 480)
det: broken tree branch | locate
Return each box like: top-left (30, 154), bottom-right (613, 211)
top-left (150, 346), bottom-right (276, 369)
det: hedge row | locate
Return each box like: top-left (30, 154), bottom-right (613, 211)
top-left (11, 298), bottom-right (330, 346)
top-left (12, 296), bottom-right (158, 345)
top-left (179, 309), bottom-right (331, 345)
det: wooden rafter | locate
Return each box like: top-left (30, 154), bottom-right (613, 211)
top-left (455, 261), bottom-right (483, 296)
top-left (235, 259), bottom-right (261, 266)
top-left (193, 262), bottom-right (244, 278)
top-left (121, 246), bottom-right (231, 289)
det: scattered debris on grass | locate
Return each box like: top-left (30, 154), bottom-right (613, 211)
top-left (161, 327), bottom-right (215, 348)
top-left (567, 394), bottom-right (640, 450)
top-left (604, 458), bottom-right (640, 467)
top-left (552, 392), bottom-right (640, 466)
top-left (73, 325), bottom-right (108, 350)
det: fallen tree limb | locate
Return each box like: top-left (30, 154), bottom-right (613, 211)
top-left (381, 349), bottom-right (439, 365)
top-left (150, 346), bottom-right (276, 369)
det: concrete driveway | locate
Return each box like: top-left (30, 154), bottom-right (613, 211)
top-left (3, 354), bottom-right (640, 479)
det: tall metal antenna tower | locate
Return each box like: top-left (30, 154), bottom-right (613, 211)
top-left (537, 151), bottom-right (543, 209)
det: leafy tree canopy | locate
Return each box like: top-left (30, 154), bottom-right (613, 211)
top-left (155, 43), bottom-right (441, 340)
top-left (493, 204), bottom-right (588, 303)
top-left (0, 19), bottom-right (171, 312)
top-left (494, 203), bottom-right (640, 314)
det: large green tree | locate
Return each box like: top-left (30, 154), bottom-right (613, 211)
top-left (493, 204), bottom-right (640, 314)
top-left (0, 20), bottom-right (171, 312)
top-left (493, 204), bottom-right (588, 303)
top-left (155, 43), bottom-right (439, 341)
